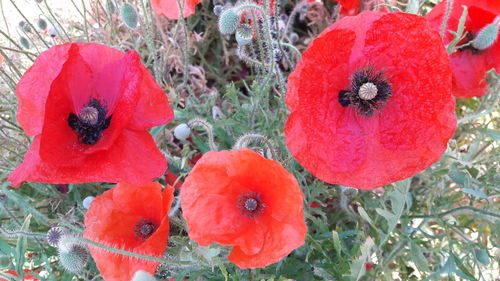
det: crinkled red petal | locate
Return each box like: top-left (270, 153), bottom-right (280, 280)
top-left (286, 12), bottom-right (455, 189)
top-left (8, 130), bottom-right (166, 187)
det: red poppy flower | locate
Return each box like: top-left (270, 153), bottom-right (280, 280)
top-left (338, 0), bottom-right (361, 17)
top-left (0, 270), bottom-right (39, 281)
top-left (285, 12), bottom-right (456, 189)
top-left (426, 0), bottom-right (500, 98)
top-left (151, 0), bottom-right (202, 19)
top-left (8, 42), bottom-right (174, 187)
top-left (84, 182), bottom-right (174, 281)
top-left (180, 149), bottom-right (307, 269)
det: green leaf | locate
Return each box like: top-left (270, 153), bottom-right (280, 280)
top-left (477, 128), bottom-right (500, 141)
top-left (332, 230), bottom-right (342, 257)
top-left (15, 214), bottom-right (32, 278)
top-left (410, 241), bottom-right (430, 272)
top-left (350, 237), bottom-right (374, 281)
top-left (461, 188), bottom-right (487, 198)
top-left (474, 248), bottom-right (490, 266)
top-left (357, 206), bottom-right (376, 229)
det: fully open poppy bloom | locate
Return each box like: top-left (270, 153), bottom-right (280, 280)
top-left (8, 43), bottom-right (174, 187)
top-left (180, 149), bottom-right (307, 269)
top-left (285, 12), bottom-right (456, 189)
top-left (426, 0), bottom-right (500, 98)
top-left (84, 182), bottom-right (174, 281)
top-left (151, 0), bottom-right (202, 19)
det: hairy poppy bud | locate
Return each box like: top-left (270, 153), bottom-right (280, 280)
top-left (174, 123), bottom-right (191, 140)
top-left (19, 37), bottom-right (30, 49)
top-left (218, 9), bottom-right (239, 35)
top-left (58, 242), bottom-right (89, 274)
top-left (120, 4), bottom-right (138, 29)
top-left (106, 0), bottom-right (116, 14)
top-left (472, 22), bottom-right (499, 50)
top-left (36, 18), bottom-right (47, 31)
top-left (132, 271), bottom-right (157, 281)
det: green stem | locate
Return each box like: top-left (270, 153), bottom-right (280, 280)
top-left (404, 206), bottom-right (500, 220)
top-left (440, 0), bottom-right (454, 38)
top-left (65, 237), bottom-right (192, 265)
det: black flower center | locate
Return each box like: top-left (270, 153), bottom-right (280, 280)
top-left (338, 67), bottom-right (392, 117)
top-left (68, 98), bottom-right (112, 145)
top-left (237, 192), bottom-right (265, 218)
top-left (134, 219), bottom-right (158, 241)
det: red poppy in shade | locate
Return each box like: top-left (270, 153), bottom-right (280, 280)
top-left (285, 12), bottom-right (456, 189)
top-left (8, 42), bottom-right (174, 187)
top-left (0, 270), bottom-right (39, 281)
top-left (151, 0), bottom-right (202, 19)
top-left (84, 182), bottom-right (174, 281)
top-left (338, 0), bottom-right (361, 17)
top-left (426, 0), bottom-right (500, 98)
top-left (180, 149), bottom-right (307, 269)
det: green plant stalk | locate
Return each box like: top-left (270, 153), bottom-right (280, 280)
top-left (64, 236), bottom-right (192, 265)
top-left (440, 0), bottom-right (454, 38)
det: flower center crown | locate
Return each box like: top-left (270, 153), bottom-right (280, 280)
top-left (68, 98), bottom-right (112, 145)
top-left (338, 67), bottom-right (392, 117)
top-left (134, 219), bottom-right (158, 241)
top-left (237, 192), bottom-right (265, 218)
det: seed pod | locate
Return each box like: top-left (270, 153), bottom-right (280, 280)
top-left (218, 9), bottom-right (239, 35)
top-left (120, 3), bottom-right (138, 29)
top-left (82, 196), bottom-right (95, 209)
top-left (213, 5), bottom-right (223, 16)
top-left (235, 24), bottom-right (253, 46)
top-left (47, 227), bottom-right (69, 247)
top-left (18, 21), bottom-right (31, 32)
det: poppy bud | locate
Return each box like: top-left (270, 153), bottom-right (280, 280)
top-left (173, 123), bottom-right (191, 140)
top-left (218, 9), bottom-right (239, 35)
top-left (289, 32), bottom-right (299, 43)
top-left (474, 248), bottom-right (490, 266)
top-left (213, 5), bottom-right (223, 16)
top-left (0, 192), bottom-right (6, 206)
top-left (82, 196), bottom-right (95, 209)
top-left (19, 37), bottom-right (30, 49)
top-left (18, 21), bottom-right (31, 32)
top-left (235, 24), bottom-right (253, 46)
top-left (106, 0), bottom-right (116, 14)
top-left (472, 22), bottom-right (499, 50)
top-left (132, 271), bottom-right (157, 281)
top-left (47, 25), bottom-right (58, 38)
top-left (36, 18), bottom-right (47, 31)
top-left (58, 242), bottom-right (89, 274)
top-left (120, 4), bottom-right (138, 29)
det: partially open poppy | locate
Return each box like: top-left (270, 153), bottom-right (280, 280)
top-left (180, 149), bottom-right (307, 269)
top-left (84, 182), bottom-right (174, 281)
top-left (338, 0), bottom-right (361, 17)
top-left (151, 0), bottom-right (202, 19)
top-left (426, 0), bottom-right (500, 98)
top-left (285, 12), bottom-right (456, 189)
top-left (8, 43), bottom-right (174, 187)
